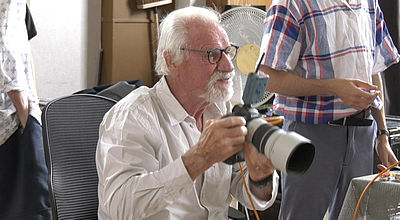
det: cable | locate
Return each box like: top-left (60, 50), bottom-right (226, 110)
top-left (352, 161), bottom-right (400, 220)
top-left (239, 162), bottom-right (260, 220)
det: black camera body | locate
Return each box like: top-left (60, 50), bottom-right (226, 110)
top-left (224, 104), bottom-right (260, 165)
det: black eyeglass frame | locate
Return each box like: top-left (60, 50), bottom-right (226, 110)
top-left (180, 44), bottom-right (239, 64)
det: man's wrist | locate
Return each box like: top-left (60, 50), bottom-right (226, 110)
top-left (249, 173), bottom-right (273, 189)
top-left (377, 129), bottom-right (390, 137)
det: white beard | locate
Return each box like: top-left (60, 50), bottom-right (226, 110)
top-left (201, 71), bottom-right (234, 103)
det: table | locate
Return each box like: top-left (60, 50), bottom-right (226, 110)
top-left (338, 175), bottom-right (400, 220)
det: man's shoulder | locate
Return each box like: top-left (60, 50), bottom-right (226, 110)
top-left (125, 86), bottom-right (151, 101)
top-left (268, 0), bottom-right (307, 20)
top-left (270, 0), bottom-right (299, 9)
top-left (103, 86), bottom-right (161, 131)
top-left (115, 86), bottom-right (154, 111)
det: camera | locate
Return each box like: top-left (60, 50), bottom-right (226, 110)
top-left (224, 103), bottom-right (315, 175)
top-left (224, 55), bottom-right (315, 174)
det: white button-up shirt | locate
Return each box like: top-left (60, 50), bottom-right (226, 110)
top-left (96, 76), bottom-right (279, 220)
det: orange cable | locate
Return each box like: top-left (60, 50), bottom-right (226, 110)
top-left (352, 161), bottom-right (400, 220)
top-left (239, 162), bottom-right (260, 220)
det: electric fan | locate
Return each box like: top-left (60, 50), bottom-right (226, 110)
top-left (221, 6), bottom-right (274, 107)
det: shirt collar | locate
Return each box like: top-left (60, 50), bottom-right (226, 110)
top-left (154, 76), bottom-right (228, 126)
top-left (154, 76), bottom-right (191, 126)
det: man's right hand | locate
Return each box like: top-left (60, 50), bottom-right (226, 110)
top-left (8, 90), bottom-right (29, 128)
top-left (182, 116), bottom-right (247, 180)
top-left (328, 78), bottom-right (378, 110)
top-left (260, 65), bottom-right (378, 110)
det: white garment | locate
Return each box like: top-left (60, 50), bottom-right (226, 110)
top-left (0, 0), bottom-right (41, 145)
top-left (96, 76), bottom-right (279, 220)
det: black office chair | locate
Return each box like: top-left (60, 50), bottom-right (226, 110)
top-left (42, 94), bottom-right (117, 220)
top-left (42, 92), bottom-right (245, 220)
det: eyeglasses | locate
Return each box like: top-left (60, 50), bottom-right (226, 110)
top-left (180, 44), bottom-right (239, 64)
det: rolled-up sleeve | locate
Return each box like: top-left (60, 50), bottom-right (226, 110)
top-left (259, 5), bottom-right (302, 71)
top-left (372, 3), bottom-right (400, 74)
top-left (0, 45), bottom-right (29, 93)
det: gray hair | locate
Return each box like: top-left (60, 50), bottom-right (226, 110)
top-left (155, 6), bottom-right (221, 75)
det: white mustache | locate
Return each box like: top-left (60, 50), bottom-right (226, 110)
top-left (211, 71), bottom-right (234, 82)
top-left (200, 70), bottom-right (235, 102)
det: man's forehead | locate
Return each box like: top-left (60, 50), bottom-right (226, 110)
top-left (187, 22), bottom-right (229, 47)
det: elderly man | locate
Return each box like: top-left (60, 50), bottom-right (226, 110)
top-left (96, 6), bottom-right (278, 220)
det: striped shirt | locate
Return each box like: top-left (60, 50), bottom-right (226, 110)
top-left (260, 0), bottom-right (400, 124)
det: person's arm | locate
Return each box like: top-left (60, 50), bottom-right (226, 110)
top-left (371, 73), bottom-right (398, 167)
top-left (260, 65), bottom-right (379, 111)
top-left (241, 142), bottom-right (275, 201)
top-left (1, 3), bottom-right (31, 129)
top-left (227, 142), bottom-right (278, 211)
top-left (7, 90), bottom-right (29, 128)
top-left (182, 117), bottom-right (247, 180)
top-left (225, 147), bottom-right (278, 212)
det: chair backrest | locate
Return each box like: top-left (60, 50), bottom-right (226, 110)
top-left (42, 94), bottom-right (117, 220)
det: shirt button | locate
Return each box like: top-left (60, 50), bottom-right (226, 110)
top-left (190, 124), bottom-right (194, 128)
top-left (179, 189), bottom-right (185, 194)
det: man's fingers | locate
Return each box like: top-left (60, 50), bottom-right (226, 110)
top-left (205, 119), bottom-right (215, 127)
top-left (220, 116), bottom-right (246, 128)
top-left (205, 117), bottom-right (247, 138)
top-left (377, 164), bottom-right (387, 171)
top-left (198, 117), bottom-right (249, 164)
top-left (353, 80), bottom-right (378, 90)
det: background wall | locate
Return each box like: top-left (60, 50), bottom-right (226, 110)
top-left (29, 0), bottom-right (101, 100)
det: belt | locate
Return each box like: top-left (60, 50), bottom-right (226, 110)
top-left (328, 108), bottom-right (372, 126)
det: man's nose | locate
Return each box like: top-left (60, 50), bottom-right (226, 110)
top-left (217, 52), bottom-right (234, 72)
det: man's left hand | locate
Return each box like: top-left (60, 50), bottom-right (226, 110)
top-left (376, 135), bottom-right (398, 168)
top-left (243, 142), bottom-right (275, 182)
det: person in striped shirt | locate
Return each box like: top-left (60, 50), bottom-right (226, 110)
top-left (258, 0), bottom-right (399, 219)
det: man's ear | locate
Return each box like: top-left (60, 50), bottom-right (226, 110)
top-left (164, 51), bottom-right (176, 70)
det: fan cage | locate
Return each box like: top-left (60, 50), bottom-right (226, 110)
top-left (221, 6), bottom-right (274, 107)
